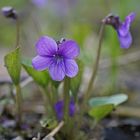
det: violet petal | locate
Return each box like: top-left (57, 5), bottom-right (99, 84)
top-left (54, 99), bottom-right (75, 121)
top-left (117, 32), bottom-right (132, 49)
top-left (64, 59), bottom-right (78, 78)
top-left (36, 36), bottom-right (57, 56)
top-left (58, 40), bottom-right (80, 59)
top-left (32, 55), bottom-right (52, 70)
top-left (54, 100), bottom-right (64, 121)
top-left (49, 60), bottom-right (65, 81)
top-left (125, 12), bottom-right (136, 28)
top-left (118, 12), bottom-right (136, 37)
top-left (118, 24), bottom-right (128, 37)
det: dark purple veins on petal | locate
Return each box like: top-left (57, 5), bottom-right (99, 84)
top-left (36, 36), bottom-right (57, 56)
top-left (32, 36), bottom-right (80, 81)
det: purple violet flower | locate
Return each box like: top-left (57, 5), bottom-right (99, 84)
top-left (32, 36), bottom-right (80, 81)
top-left (1, 6), bottom-right (17, 19)
top-left (54, 99), bottom-right (75, 121)
top-left (104, 12), bottom-right (136, 48)
top-left (117, 13), bottom-right (136, 48)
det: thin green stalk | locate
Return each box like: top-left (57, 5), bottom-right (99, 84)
top-left (45, 86), bottom-right (55, 113)
top-left (49, 84), bottom-right (57, 105)
top-left (63, 77), bottom-right (70, 122)
top-left (84, 23), bottom-right (105, 103)
top-left (16, 19), bottom-right (20, 47)
top-left (39, 87), bottom-right (49, 114)
top-left (41, 86), bottom-right (55, 116)
top-left (15, 84), bottom-right (22, 127)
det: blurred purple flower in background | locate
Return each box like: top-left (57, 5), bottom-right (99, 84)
top-left (51, 0), bottom-right (78, 17)
top-left (32, 36), bottom-right (80, 81)
top-left (54, 99), bottom-right (75, 121)
top-left (31, 0), bottom-right (48, 8)
top-left (1, 6), bottom-right (17, 19)
top-left (104, 12), bottom-right (136, 48)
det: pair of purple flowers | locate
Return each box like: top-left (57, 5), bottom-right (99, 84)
top-left (32, 13), bottom-right (136, 82)
top-left (32, 12), bottom-right (135, 121)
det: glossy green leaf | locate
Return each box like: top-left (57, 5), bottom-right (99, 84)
top-left (88, 104), bottom-right (114, 122)
top-left (89, 94), bottom-right (128, 107)
top-left (4, 47), bottom-right (21, 85)
top-left (22, 58), bottom-right (50, 87)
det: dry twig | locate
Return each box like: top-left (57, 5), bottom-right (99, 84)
top-left (42, 121), bottom-right (64, 140)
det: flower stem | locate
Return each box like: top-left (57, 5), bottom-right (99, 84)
top-left (84, 23), bottom-right (105, 103)
top-left (16, 19), bottom-right (20, 47)
top-left (15, 84), bottom-right (22, 127)
top-left (39, 87), bottom-right (49, 114)
top-left (63, 77), bottom-right (70, 122)
top-left (41, 86), bottom-right (55, 116)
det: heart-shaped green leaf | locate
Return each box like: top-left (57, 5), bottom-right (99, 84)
top-left (89, 94), bottom-right (128, 107)
top-left (88, 104), bottom-right (114, 122)
top-left (4, 47), bottom-right (21, 85)
top-left (22, 58), bottom-right (50, 87)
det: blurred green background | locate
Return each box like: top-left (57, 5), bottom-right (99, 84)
top-left (0, 0), bottom-right (140, 102)
top-left (0, 0), bottom-right (139, 49)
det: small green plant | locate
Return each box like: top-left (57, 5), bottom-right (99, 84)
top-left (2, 6), bottom-right (135, 140)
